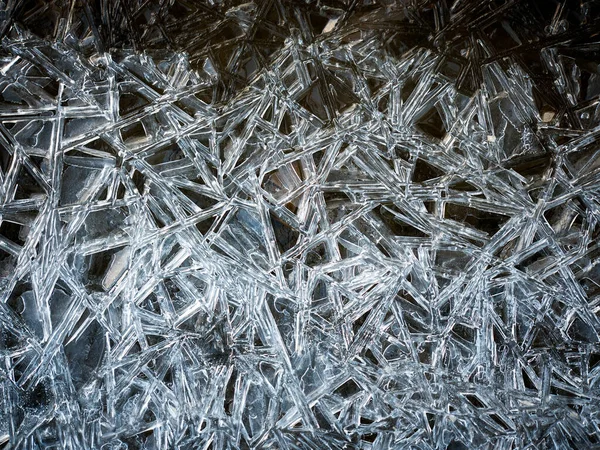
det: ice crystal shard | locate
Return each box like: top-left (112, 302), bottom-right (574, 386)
top-left (1, 1), bottom-right (600, 449)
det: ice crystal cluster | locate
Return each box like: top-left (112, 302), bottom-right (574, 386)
top-left (1, 1), bottom-right (600, 449)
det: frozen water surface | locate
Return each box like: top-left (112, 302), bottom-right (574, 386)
top-left (1, 1), bottom-right (600, 449)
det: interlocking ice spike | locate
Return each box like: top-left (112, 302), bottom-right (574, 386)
top-left (0, 1), bottom-right (599, 449)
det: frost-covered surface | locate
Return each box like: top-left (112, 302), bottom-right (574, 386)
top-left (1, 1), bottom-right (600, 449)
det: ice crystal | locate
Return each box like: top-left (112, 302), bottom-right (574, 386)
top-left (1, 1), bottom-right (600, 449)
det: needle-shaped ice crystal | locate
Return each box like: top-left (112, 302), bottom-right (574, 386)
top-left (1, 1), bottom-right (600, 449)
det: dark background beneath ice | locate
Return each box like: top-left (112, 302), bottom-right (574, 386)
top-left (0, 0), bottom-right (600, 449)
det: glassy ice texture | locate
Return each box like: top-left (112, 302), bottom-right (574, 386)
top-left (1, 1), bottom-right (600, 449)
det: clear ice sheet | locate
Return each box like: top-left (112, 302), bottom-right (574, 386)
top-left (0, 1), bottom-right (600, 449)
